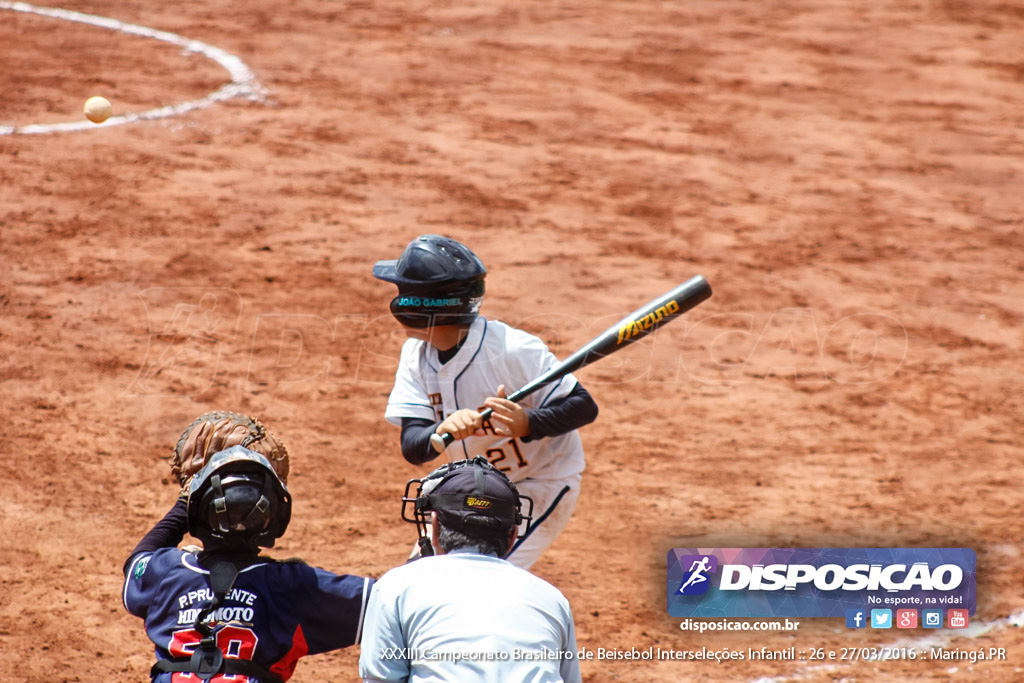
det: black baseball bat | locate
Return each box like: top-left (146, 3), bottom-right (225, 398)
top-left (430, 274), bottom-right (713, 453)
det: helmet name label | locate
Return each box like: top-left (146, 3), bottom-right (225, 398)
top-left (395, 296), bottom-right (463, 308)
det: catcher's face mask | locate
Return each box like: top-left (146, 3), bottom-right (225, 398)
top-left (401, 456), bottom-right (533, 555)
top-left (187, 446), bottom-right (292, 549)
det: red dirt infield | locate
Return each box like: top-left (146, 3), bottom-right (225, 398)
top-left (1, 1), bottom-right (1021, 680)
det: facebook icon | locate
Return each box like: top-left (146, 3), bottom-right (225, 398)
top-left (846, 609), bottom-right (867, 629)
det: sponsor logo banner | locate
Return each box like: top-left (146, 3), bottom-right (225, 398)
top-left (667, 548), bottom-right (975, 618)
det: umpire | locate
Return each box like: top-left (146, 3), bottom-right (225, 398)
top-left (359, 457), bottom-right (582, 682)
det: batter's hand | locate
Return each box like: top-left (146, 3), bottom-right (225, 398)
top-left (436, 408), bottom-right (485, 442)
top-left (484, 385), bottom-right (531, 439)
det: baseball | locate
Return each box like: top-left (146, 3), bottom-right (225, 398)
top-left (83, 96), bottom-right (112, 124)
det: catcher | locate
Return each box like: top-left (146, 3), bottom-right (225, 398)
top-left (122, 412), bottom-right (373, 682)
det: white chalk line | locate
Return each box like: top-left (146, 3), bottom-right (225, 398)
top-left (0, 1), bottom-right (266, 135)
top-left (748, 608), bottom-right (1024, 682)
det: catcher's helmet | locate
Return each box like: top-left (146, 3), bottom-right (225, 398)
top-left (402, 456), bottom-right (533, 544)
top-left (372, 234), bottom-right (486, 328)
top-left (187, 445), bottom-right (292, 550)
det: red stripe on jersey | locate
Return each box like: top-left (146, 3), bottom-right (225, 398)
top-left (270, 625), bottom-right (309, 681)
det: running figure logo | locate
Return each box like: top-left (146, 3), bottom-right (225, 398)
top-left (676, 554), bottom-right (718, 595)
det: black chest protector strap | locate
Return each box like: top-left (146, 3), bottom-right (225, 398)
top-left (151, 561), bottom-right (284, 683)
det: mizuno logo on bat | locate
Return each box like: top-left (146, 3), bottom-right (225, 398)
top-left (617, 299), bottom-right (681, 344)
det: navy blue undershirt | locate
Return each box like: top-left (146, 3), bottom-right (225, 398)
top-left (123, 498), bottom-right (189, 576)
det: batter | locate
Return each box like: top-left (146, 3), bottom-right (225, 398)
top-left (373, 234), bottom-right (599, 569)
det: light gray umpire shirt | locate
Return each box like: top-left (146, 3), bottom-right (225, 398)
top-left (359, 548), bottom-right (581, 683)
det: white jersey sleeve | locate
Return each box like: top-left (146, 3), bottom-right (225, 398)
top-left (384, 338), bottom-right (437, 425)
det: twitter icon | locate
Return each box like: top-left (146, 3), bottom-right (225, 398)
top-left (871, 609), bottom-right (893, 629)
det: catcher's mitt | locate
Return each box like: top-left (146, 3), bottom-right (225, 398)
top-left (171, 411), bottom-right (289, 490)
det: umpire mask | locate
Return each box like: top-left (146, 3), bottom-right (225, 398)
top-left (401, 456), bottom-right (533, 547)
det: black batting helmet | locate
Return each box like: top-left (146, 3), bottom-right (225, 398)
top-left (186, 446), bottom-right (292, 550)
top-left (372, 234), bottom-right (486, 328)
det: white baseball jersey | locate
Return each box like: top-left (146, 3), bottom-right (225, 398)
top-left (358, 549), bottom-right (581, 683)
top-left (385, 316), bottom-right (586, 483)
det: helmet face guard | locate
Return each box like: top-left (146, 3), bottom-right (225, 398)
top-left (401, 456), bottom-right (533, 555)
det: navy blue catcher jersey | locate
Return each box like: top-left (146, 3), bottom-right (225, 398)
top-left (123, 548), bottom-right (373, 682)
